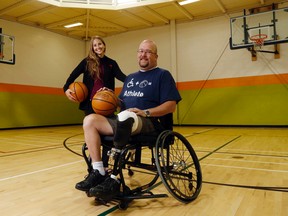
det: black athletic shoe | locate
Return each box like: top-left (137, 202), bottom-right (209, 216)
top-left (75, 170), bottom-right (107, 192)
top-left (88, 177), bottom-right (120, 199)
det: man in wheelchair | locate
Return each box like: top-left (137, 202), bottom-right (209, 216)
top-left (75, 39), bottom-right (182, 201)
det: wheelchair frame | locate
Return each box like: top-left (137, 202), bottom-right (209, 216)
top-left (82, 128), bottom-right (202, 210)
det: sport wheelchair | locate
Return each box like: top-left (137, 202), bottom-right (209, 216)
top-left (81, 113), bottom-right (202, 210)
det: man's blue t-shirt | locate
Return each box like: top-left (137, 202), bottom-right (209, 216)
top-left (119, 67), bottom-right (181, 110)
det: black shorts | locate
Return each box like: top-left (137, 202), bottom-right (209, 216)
top-left (107, 116), bottom-right (156, 135)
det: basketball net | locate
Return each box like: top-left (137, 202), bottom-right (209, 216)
top-left (250, 34), bottom-right (267, 51)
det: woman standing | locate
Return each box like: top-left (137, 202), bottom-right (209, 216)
top-left (63, 36), bottom-right (126, 115)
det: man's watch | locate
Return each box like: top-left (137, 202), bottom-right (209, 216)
top-left (144, 109), bottom-right (150, 117)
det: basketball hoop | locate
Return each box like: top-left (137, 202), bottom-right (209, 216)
top-left (250, 34), bottom-right (267, 51)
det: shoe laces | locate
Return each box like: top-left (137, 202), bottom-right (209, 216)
top-left (104, 177), bottom-right (120, 187)
top-left (85, 170), bottom-right (98, 181)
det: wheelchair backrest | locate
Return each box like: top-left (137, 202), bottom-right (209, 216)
top-left (157, 113), bottom-right (173, 131)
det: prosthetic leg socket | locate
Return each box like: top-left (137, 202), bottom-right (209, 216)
top-left (113, 117), bottom-right (134, 149)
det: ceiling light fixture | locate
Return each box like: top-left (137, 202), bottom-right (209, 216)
top-left (64, 22), bottom-right (83, 28)
top-left (179, 0), bottom-right (200, 6)
top-left (38, 0), bottom-right (175, 10)
top-left (117, 0), bottom-right (138, 4)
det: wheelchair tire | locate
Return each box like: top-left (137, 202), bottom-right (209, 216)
top-left (155, 130), bottom-right (202, 203)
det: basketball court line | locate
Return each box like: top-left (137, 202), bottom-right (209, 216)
top-left (0, 144), bottom-right (72, 157)
top-left (198, 135), bottom-right (242, 160)
top-left (200, 163), bottom-right (288, 173)
top-left (197, 149), bottom-right (288, 159)
top-left (204, 157), bottom-right (288, 166)
top-left (202, 181), bottom-right (288, 193)
top-left (197, 147), bottom-right (288, 155)
top-left (0, 160), bottom-right (83, 182)
top-left (181, 128), bottom-right (218, 137)
top-left (1, 133), bottom-right (84, 156)
top-left (0, 144), bottom-right (62, 154)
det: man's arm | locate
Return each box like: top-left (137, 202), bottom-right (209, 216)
top-left (127, 101), bottom-right (176, 117)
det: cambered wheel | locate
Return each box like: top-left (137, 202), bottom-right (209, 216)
top-left (155, 130), bottom-right (202, 203)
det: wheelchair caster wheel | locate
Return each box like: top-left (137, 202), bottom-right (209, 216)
top-left (128, 169), bottom-right (134, 176)
top-left (119, 201), bottom-right (129, 210)
top-left (118, 198), bottom-right (132, 210)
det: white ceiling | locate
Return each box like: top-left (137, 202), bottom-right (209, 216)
top-left (0, 0), bottom-right (287, 40)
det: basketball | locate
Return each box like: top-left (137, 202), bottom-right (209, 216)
top-left (69, 82), bottom-right (88, 103)
top-left (92, 90), bottom-right (118, 116)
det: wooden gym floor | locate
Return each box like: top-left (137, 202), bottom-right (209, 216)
top-left (0, 125), bottom-right (287, 216)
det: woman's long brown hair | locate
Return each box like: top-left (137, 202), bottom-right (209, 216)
top-left (86, 36), bottom-right (106, 80)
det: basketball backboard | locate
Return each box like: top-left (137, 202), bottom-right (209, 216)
top-left (0, 33), bottom-right (15, 64)
top-left (230, 6), bottom-right (288, 50)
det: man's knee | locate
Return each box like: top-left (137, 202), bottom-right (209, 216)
top-left (83, 114), bottom-right (100, 129)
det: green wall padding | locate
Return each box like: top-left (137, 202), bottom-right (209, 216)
top-left (177, 84), bottom-right (288, 126)
top-left (1, 83), bottom-right (288, 128)
top-left (0, 92), bottom-right (83, 129)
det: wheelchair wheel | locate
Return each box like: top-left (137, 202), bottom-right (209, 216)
top-left (155, 130), bottom-right (202, 203)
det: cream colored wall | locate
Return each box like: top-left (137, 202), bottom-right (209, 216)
top-left (105, 15), bottom-right (288, 83)
top-left (0, 19), bottom-right (86, 88)
top-left (178, 15), bottom-right (288, 81)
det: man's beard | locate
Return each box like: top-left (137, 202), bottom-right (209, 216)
top-left (139, 59), bottom-right (149, 68)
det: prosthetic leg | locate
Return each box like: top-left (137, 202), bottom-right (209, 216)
top-left (113, 117), bottom-right (134, 149)
top-left (110, 111), bottom-right (138, 175)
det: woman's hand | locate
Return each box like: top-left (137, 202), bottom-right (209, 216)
top-left (65, 89), bottom-right (77, 102)
top-left (97, 87), bottom-right (113, 93)
top-left (97, 87), bottom-right (121, 108)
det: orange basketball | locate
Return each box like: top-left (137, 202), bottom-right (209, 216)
top-left (69, 82), bottom-right (88, 103)
top-left (92, 90), bottom-right (118, 116)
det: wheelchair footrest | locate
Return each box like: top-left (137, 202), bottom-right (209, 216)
top-left (116, 189), bottom-right (168, 200)
top-left (123, 193), bottom-right (168, 200)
